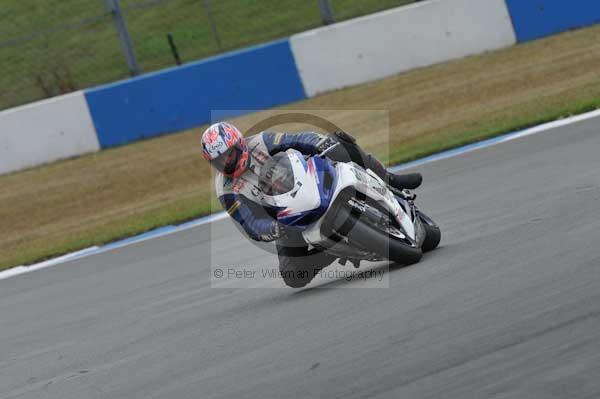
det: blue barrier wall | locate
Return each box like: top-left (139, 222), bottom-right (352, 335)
top-left (505, 0), bottom-right (600, 42)
top-left (85, 39), bottom-right (306, 148)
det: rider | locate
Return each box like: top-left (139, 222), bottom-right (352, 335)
top-left (201, 122), bottom-right (422, 288)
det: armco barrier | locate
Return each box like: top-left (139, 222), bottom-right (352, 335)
top-left (0, 92), bottom-right (99, 175)
top-left (290, 0), bottom-right (516, 97)
top-left (85, 39), bottom-right (306, 148)
top-left (505, 0), bottom-right (600, 42)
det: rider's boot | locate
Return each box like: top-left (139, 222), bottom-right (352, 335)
top-left (366, 153), bottom-right (423, 190)
top-left (387, 172), bottom-right (423, 190)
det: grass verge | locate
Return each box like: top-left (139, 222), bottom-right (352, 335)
top-left (386, 97), bottom-right (600, 166)
top-left (2, 24), bottom-right (600, 271)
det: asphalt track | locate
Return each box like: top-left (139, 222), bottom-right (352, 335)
top-left (2, 119), bottom-right (600, 399)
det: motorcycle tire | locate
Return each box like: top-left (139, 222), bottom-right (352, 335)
top-left (332, 205), bottom-right (423, 265)
top-left (417, 212), bottom-right (441, 252)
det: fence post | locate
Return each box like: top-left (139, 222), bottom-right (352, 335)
top-left (317, 0), bottom-right (335, 25)
top-left (202, 0), bottom-right (223, 52)
top-left (106, 0), bottom-right (141, 76)
top-left (167, 33), bottom-right (182, 65)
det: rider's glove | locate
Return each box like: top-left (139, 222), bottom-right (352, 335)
top-left (273, 222), bottom-right (288, 240)
top-left (257, 222), bottom-right (287, 242)
top-left (317, 131), bottom-right (356, 157)
top-left (317, 136), bottom-right (338, 155)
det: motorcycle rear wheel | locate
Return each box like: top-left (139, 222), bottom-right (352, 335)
top-left (331, 206), bottom-right (423, 265)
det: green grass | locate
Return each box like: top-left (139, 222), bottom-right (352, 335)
top-left (5, 197), bottom-right (215, 270)
top-left (0, 0), bottom-right (415, 109)
top-left (385, 97), bottom-right (600, 166)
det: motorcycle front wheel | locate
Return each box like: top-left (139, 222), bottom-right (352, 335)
top-left (417, 211), bottom-right (441, 252)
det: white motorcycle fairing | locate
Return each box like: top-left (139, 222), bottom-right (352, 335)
top-left (259, 150), bottom-right (423, 253)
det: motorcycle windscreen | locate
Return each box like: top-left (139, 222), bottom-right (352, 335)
top-left (258, 152), bottom-right (296, 195)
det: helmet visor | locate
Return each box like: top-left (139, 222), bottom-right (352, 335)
top-left (210, 142), bottom-right (245, 175)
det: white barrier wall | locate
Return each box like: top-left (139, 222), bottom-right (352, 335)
top-left (291, 0), bottom-right (517, 97)
top-left (0, 92), bottom-right (100, 175)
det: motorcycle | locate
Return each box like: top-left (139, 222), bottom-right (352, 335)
top-left (258, 146), bottom-right (441, 267)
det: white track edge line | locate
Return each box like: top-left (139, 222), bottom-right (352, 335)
top-left (2, 108), bottom-right (599, 281)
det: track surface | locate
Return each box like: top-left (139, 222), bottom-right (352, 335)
top-left (2, 120), bottom-right (600, 399)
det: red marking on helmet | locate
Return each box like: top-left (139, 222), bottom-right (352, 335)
top-left (204, 127), bottom-right (220, 145)
top-left (222, 124), bottom-right (240, 146)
